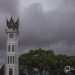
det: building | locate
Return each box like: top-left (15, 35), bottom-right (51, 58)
top-left (5, 17), bottom-right (19, 75)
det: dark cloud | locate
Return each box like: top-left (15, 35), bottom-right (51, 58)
top-left (19, 3), bottom-right (75, 46)
top-left (63, 0), bottom-right (75, 5)
top-left (18, 2), bottom-right (75, 55)
top-left (0, 0), bottom-right (75, 64)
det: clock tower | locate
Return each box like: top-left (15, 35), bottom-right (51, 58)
top-left (5, 17), bottom-right (19, 75)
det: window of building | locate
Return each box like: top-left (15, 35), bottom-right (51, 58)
top-left (10, 56), bottom-right (12, 64)
top-left (12, 45), bottom-right (14, 52)
top-left (8, 45), bottom-right (10, 52)
top-left (9, 56), bottom-right (15, 64)
top-left (9, 68), bottom-right (13, 75)
top-left (13, 56), bottom-right (14, 64)
top-left (8, 56), bottom-right (9, 64)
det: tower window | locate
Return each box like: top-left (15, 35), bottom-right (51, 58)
top-left (10, 56), bottom-right (12, 64)
top-left (12, 45), bottom-right (14, 52)
top-left (13, 56), bottom-right (14, 64)
top-left (8, 56), bottom-right (9, 64)
top-left (8, 45), bottom-right (10, 52)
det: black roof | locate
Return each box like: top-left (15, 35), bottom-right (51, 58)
top-left (7, 17), bottom-right (19, 30)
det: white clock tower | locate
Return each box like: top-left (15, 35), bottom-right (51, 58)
top-left (5, 17), bottom-right (19, 75)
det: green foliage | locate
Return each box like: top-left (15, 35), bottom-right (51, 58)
top-left (1, 48), bottom-right (75, 75)
top-left (0, 65), bottom-right (4, 75)
top-left (19, 48), bottom-right (75, 75)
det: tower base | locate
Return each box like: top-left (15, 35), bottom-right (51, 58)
top-left (5, 65), bottom-right (19, 75)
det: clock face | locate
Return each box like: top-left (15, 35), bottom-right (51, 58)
top-left (9, 33), bottom-right (14, 38)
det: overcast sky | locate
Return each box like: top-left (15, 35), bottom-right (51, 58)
top-left (0, 0), bottom-right (75, 64)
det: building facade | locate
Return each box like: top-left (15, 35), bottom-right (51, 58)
top-left (5, 17), bottom-right (19, 75)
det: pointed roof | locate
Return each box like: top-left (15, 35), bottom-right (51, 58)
top-left (15, 18), bottom-right (19, 25)
top-left (7, 17), bottom-right (19, 30)
top-left (10, 16), bottom-right (14, 25)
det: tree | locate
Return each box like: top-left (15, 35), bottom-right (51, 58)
top-left (0, 65), bottom-right (4, 75)
top-left (19, 49), bottom-right (75, 75)
top-left (19, 48), bottom-right (57, 75)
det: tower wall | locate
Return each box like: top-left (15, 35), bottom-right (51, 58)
top-left (5, 18), bottom-right (19, 75)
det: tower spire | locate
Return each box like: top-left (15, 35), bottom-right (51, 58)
top-left (15, 18), bottom-right (19, 29)
top-left (6, 17), bottom-right (19, 30)
top-left (10, 16), bottom-right (14, 24)
top-left (6, 16), bottom-right (9, 29)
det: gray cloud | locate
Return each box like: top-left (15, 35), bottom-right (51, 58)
top-left (0, 0), bottom-right (18, 14)
top-left (0, 0), bottom-right (75, 64)
top-left (63, 0), bottom-right (75, 5)
top-left (18, 2), bottom-right (75, 55)
top-left (19, 3), bottom-right (75, 45)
